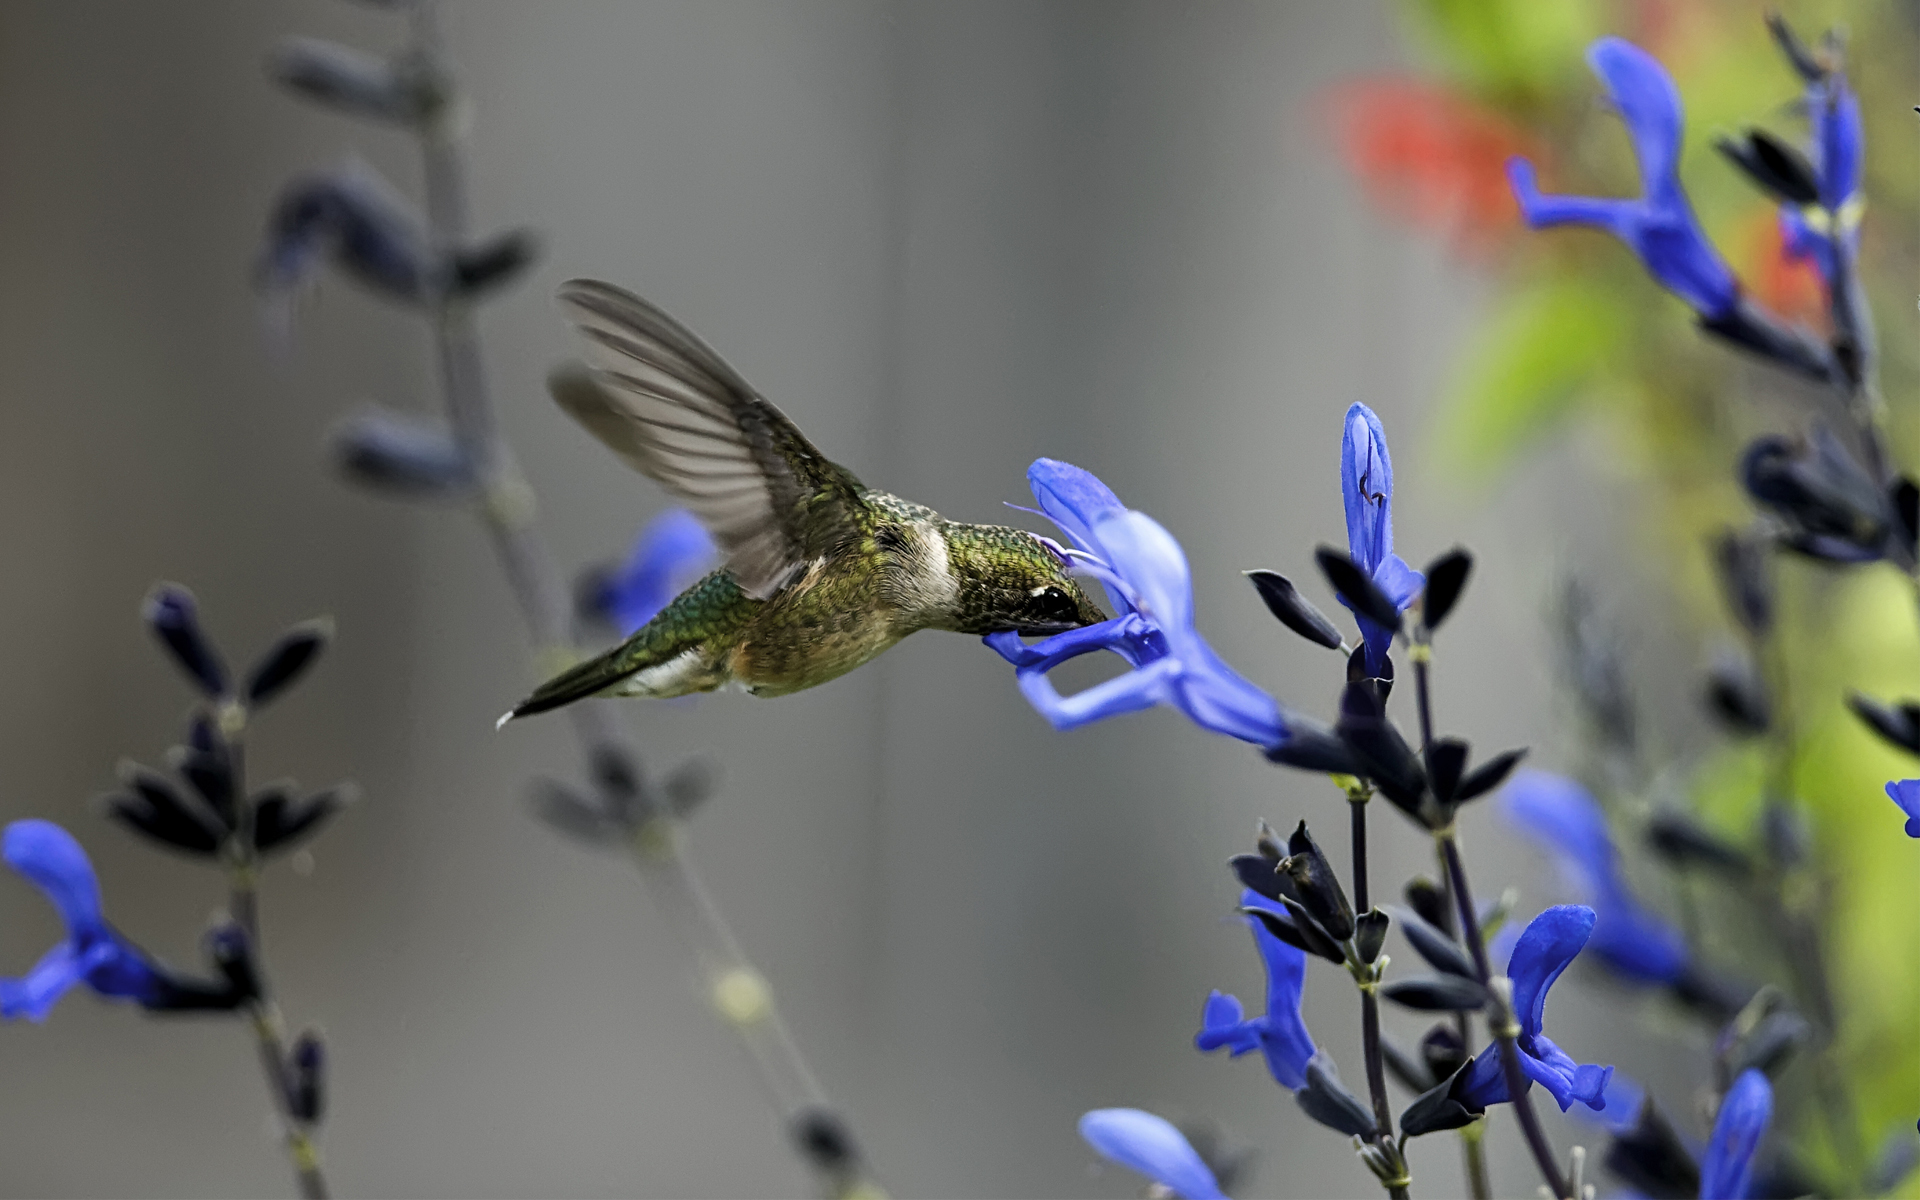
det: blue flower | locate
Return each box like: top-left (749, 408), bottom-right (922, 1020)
top-left (1700, 1068), bottom-right (1773, 1199)
top-left (587, 508), bottom-right (718, 635)
top-left (1078, 1108), bottom-right (1226, 1200)
top-left (1340, 404), bottom-right (1422, 675)
top-left (986, 459), bottom-right (1284, 747)
top-left (1458, 904), bottom-right (1615, 1113)
top-left (1195, 890), bottom-right (1317, 1091)
top-left (1779, 71), bottom-right (1864, 284)
top-left (1502, 771), bottom-right (1688, 984)
top-left (1, 820), bottom-right (170, 1021)
top-left (1507, 38), bottom-right (1738, 321)
top-left (1883, 780), bottom-right (1920, 838)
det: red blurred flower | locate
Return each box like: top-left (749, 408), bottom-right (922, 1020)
top-left (1328, 77), bottom-right (1539, 254)
top-left (1739, 206), bottom-right (1827, 331)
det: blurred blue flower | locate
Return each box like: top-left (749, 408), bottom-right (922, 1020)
top-left (1779, 71), bottom-right (1864, 283)
top-left (587, 508), bottom-right (718, 636)
top-left (1458, 904), bottom-right (1614, 1113)
top-left (1701, 1068), bottom-right (1773, 1200)
top-left (1502, 771), bottom-right (1689, 984)
top-left (1340, 404), bottom-right (1422, 675)
top-left (1078, 1108), bottom-right (1226, 1200)
top-left (1507, 38), bottom-right (1738, 320)
top-left (1884, 780), bottom-right (1920, 838)
top-left (986, 459), bottom-right (1284, 747)
top-left (1195, 890), bottom-right (1317, 1091)
top-left (0, 820), bottom-right (169, 1021)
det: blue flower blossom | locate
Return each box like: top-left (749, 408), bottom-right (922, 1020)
top-left (1507, 38), bottom-right (1738, 321)
top-left (1883, 780), bottom-right (1920, 838)
top-left (1340, 404), bottom-right (1422, 675)
top-left (1195, 890), bottom-right (1317, 1091)
top-left (1779, 71), bottom-right (1864, 284)
top-left (1458, 904), bottom-right (1615, 1113)
top-left (986, 459), bottom-right (1284, 747)
top-left (1700, 1068), bottom-right (1773, 1199)
top-left (1502, 771), bottom-right (1689, 984)
top-left (1, 820), bottom-right (170, 1021)
top-left (588, 508), bottom-right (718, 635)
top-left (1078, 1108), bottom-right (1226, 1200)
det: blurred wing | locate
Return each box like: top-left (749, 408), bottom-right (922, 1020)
top-left (552, 279), bottom-right (868, 599)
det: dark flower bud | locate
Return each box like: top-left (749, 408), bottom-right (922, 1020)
top-left (1244, 570), bottom-right (1344, 650)
top-left (1452, 747), bottom-right (1526, 804)
top-left (1282, 822), bottom-right (1354, 942)
top-left (1264, 711), bottom-right (1364, 775)
top-left (1344, 643), bottom-right (1393, 695)
top-left (529, 777), bottom-right (625, 845)
top-left (1848, 691), bottom-right (1920, 756)
top-left (1419, 1024), bottom-right (1467, 1083)
top-left (791, 1107), bottom-right (858, 1172)
top-left (1398, 1058), bottom-right (1483, 1138)
top-left (102, 763), bottom-right (223, 856)
top-left (1419, 548), bottom-right (1472, 632)
top-left (1766, 11), bottom-right (1827, 82)
top-left (1403, 877), bottom-right (1449, 932)
top-left (1699, 298), bottom-right (1839, 385)
top-left (1423, 739), bottom-right (1468, 806)
top-left (1241, 902), bottom-right (1344, 966)
top-left (332, 408), bottom-right (474, 495)
top-left (1385, 904), bottom-right (1475, 979)
top-left (1705, 649), bottom-right (1771, 735)
top-left (1229, 853), bottom-right (1286, 903)
top-left (1889, 477), bottom-right (1919, 568)
top-left (1295, 1053), bottom-right (1377, 1138)
top-left (1742, 427), bottom-right (1892, 562)
top-left (1315, 546), bottom-right (1402, 634)
top-left (254, 785), bottom-right (355, 854)
top-left (206, 924), bottom-right (262, 1004)
top-left (1380, 1033), bottom-right (1433, 1094)
top-left (142, 584), bottom-right (229, 697)
top-left (1335, 695), bottom-right (1429, 823)
top-left (289, 1030), bottom-right (326, 1125)
top-left (246, 619), bottom-right (332, 707)
top-left (261, 165), bottom-right (429, 304)
top-left (1647, 811), bottom-right (1750, 876)
top-left (268, 37), bottom-right (432, 125)
top-left (1379, 975), bottom-right (1489, 1012)
top-left (1715, 130), bottom-right (1820, 205)
top-left (452, 228), bottom-right (540, 299)
top-left (1354, 908), bottom-right (1389, 964)
top-left (170, 743), bottom-right (236, 829)
top-left (1711, 528), bottom-right (1775, 638)
top-left (1717, 1005), bottom-right (1810, 1082)
top-left (1603, 1098), bottom-right (1700, 1200)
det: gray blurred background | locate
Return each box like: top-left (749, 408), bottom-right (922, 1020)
top-left (0, 2), bottom-right (1704, 1197)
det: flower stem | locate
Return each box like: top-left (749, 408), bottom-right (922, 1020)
top-left (1347, 788), bottom-right (1407, 1198)
top-left (400, 7), bottom-right (875, 1194)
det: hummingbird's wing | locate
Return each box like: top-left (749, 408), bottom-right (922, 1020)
top-left (551, 279), bottom-right (870, 600)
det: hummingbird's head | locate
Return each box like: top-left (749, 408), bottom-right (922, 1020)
top-left (938, 524), bottom-right (1108, 636)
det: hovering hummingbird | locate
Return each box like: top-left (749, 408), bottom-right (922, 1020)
top-left (500, 280), bottom-right (1106, 723)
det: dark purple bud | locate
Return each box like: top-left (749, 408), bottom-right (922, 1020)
top-left (1229, 853), bottom-right (1285, 903)
top-left (1419, 548), bottom-right (1472, 632)
top-left (1452, 748), bottom-right (1526, 804)
top-left (268, 37), bottom-right (431, 124)
top-left (1380, 1034), bottom-right (1433, 1094)
top-left (1314, 546), bottom-right (1401, 634)
top-left (261, 166), bottom-right (429, 304)
top-left (1766, 12), bottom-right (1826, 82)
top-left (1419, 1024), bottom-right (1467, 1083)
top-left (1423, 738), bottom-right (1468, 805)
top-left (1715, 130), bottom-right (1820, 206)
top-left (1385, 904), bottom-right (1475, 979)
top-left (452, 228), bottom-right (539, 298)
top-left (142, 584), bottom-right (229, 697)
top-left (102, 763), bottom-right (223, 856)
top-left (1295, 1054), bottom-right (1377, 1138)
top-left (1244, 570), bottom-right (1343, 650)
top-left (1345, 644), bottom-right (1394, 696)
top-left (141, 969), bottom-right (250, 1013)
top-left (1603, 1098), bottom-right (1699, 1199)
top-left (1354, 908), bottom-right (1389, 964)
top-left (332, 408), bottom-right (473, 495)
top-left (254, 785), bottom-right (354, 854)
top-left (1336, 692), bottom-right (1429, 822)
top-left (206, 923), bottom-right (262, 1004)
top-left (1253, 818), bottom-right (1285, 864)
top-left (1379, 975), bottom-right (1489, 1012)
top-left (290, 1030), bottom-right (326, 1125)
top-left (1705, 649), bottom-right (1771, 736)
top-left (1890, 477), bottom-right (1919, 569)
top-left (1241, 902), bottom-right (1344, 966)
top-left (1265, 711), bottom-right (1364, 775)
top-left (246, 619), bottom-right (331, 706)
top-left (1742, 427), bottom-right (1891, 559)
top-left (529, 778), bottom-right (624, 845)
top-left (1700, 298), bottom-right (1838, 384)
top-left (1717, 1005), bottom-right (1810, 1082)
top-left (791, 1107), bottom-right (858, 1173)
top-left (1848, 691), bottom-right (1920, 755)
top-left (1398, 1058), bottom-right (1482, 1138)
top-left (1283, 821), bottom-right (1354, 942)
top-left (1711, 528), bottom-right (1775, 637)
top-left (1403, 877), bottom-right (1449, 933)
top-left (1647, 811), bottom-right (1751, 876)
top-left (170, 744), bottom-right (236, 828)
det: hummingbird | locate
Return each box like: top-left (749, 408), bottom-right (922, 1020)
top-left (500, 279), bottom-right (1106, 723)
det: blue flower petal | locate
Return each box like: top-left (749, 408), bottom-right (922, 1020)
top-left (1027, 458), bottom-right (1132, 616)
top-left (596, 508), bottom-right (717, 635)
top-left (1, 820), bottom-right (170, 1020)
top-left (4, 821), bottom-right (105, 935)
top-left (1700, 1069), bottom-right (1773, 1200)
top-left (1242, 892), bottom-right (1315, 1091)
top-left (1078, 1108), bottom-right (1226, 1200)
top-left (1341, 403), bottom-right (1394, 575)
top-left (1885, 780), bottom-right (1920, 838)
top-left (1457, 905), bottom-right (1612, 1114)
top-left (1588, 37), bottom-right (1684, 207)
top-left (1506, 904), bottom-right (1595, 1041)
top-left (1195, 990), bottom-right (1260, 1056)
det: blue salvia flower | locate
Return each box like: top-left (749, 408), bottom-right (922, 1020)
top-left (1700, 1068), bottom-right (1773, 1199)
top-left (1078, 1108), bottom-right (1226, 1200)
top-left (1882, 779), bottom-right (1920, 838)
top-left (587, 508), bottom-right (718, 636)
top-left (1195, 890), bottom-right (1317, 1091)
top-left (1340, 403), bottom-right (1422, 675)
top-left (0, 820), bottom-right (172, 1021)
top-left (1507, 38), bottom-right (1738, 321)
top-left (1779, 71), bottom-right (1864, 284)
top-left (985, 459), bottom-right (1285, 747)
top-left (1457, 904), bottom-right (1615, 1113)
top-left (1502, 770), bottom-right (1688, 984)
